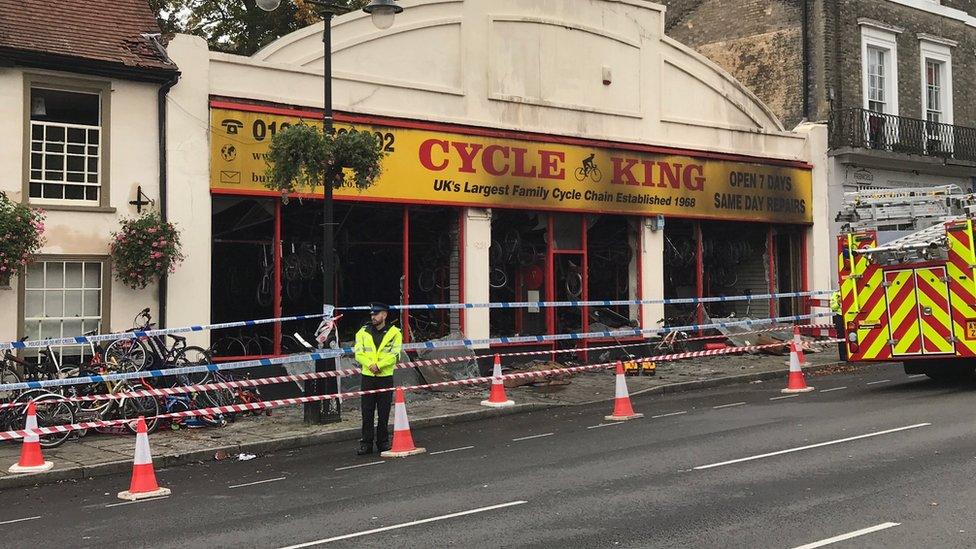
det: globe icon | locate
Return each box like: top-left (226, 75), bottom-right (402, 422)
top-left (221, 144), bottom-right (237, 161)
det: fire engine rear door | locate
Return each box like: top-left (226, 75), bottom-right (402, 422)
top-left (883, 269), bottom-right (922, 357)
top-left (915, 266), bottom-right (955, 355)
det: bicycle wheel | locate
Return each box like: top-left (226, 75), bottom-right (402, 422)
top-left (0, 367), bottom-right (22, 401)
top-left (489, 268), bottom-right (508, 289)
top-left (175, 346), bottom-right (212, 385)
top-left (105, 338), bottom-right (150, 371)
top-left (17, 392), bottom-right (75, 449)
top-left (574, 167), bottom-right (587, 182)
top-left (590, 167), bottom-right (603, 182)
top-left (199, 372), bottom-right (238, 411)
top-left (566, 272), bottom-right (583, 298)
top-left (417, 270), bottom-right (435, 293)
top-left (119, 383), bottom-right (160, 434)
top-left (256, 274), bottom-right (273, 308)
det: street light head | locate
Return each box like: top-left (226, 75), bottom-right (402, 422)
top-left (363, 0), bottom-right (402, 30)
top-left (256, 0), bottom-right (282, 12)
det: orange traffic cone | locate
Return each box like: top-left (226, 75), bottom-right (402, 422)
top-left (9, 401), bottom-right (53, 473)
top-left (793, 326), bottom-right (806, 365)
top-left (118, 417), bottom-right (171, 501)
top-left (782, 336), bottom-right (814, 394)
top-left (481, 354), bottom-right (514, 408)
top-left (380, 388), bottom-right (426, 458)
top-left (605, 361), bottom-right (643, 421)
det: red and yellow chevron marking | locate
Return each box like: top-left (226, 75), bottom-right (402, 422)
top-left (947, 219), bottom-right (976, 357)
top-left (884, 270), bottom-right (922, 356)
top-left (915, 266), bottom-right (954, 354)
top-left (838, 235), bottom-right (858, 321)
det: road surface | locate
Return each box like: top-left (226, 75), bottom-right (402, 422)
top-left (1, 362), bottom-right (974, 548)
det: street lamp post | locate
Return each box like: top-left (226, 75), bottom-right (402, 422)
top-left (258, 0), bottom-right (402, 424)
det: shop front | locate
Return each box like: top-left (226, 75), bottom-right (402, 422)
top-left (162, 0), bottom-right (825, 358)
top-left (207, 101), bottom-right (812, 358)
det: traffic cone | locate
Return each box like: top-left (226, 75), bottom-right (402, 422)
top-left (8, 401), bottom-right (53, 473)
top-left (481, 354), bottom-right (514, 408)
top-left (380, 388), bottom-right (426, 458)
top-left (793, 326), bottom-right (806, 365)
top-left (605, 361), bottom-right (643, 421)
top-left (118, 417), bottom-right (171, 501)
top-left (782, 337), bottom-right (815, 394)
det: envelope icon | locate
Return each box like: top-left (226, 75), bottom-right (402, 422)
top-left (220, 171), bottom-right (241, 185)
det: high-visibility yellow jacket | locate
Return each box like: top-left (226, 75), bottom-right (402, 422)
top-left (829, 290), bottom-right (842, 314)
top-left (354, 324), bottom-right (402, 378)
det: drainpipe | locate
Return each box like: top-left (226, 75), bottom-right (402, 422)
top-left (147, 34), bottom-right (180, 329)
top-left (802, 0), bottom-right (810, 120)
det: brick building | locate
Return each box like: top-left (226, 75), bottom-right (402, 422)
top-left (664, 0), bottom-right (976, 266)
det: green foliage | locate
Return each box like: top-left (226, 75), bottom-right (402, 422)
top-left (0, 193), bottom-right (45, 278)
top-left (264, 123), bottom-right (386, 198)
top-left (151, 0), bottom-right (371, 56)
top-left (109, 211), bottom-right (186, 290)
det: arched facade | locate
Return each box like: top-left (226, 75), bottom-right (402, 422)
top-left (164, 0), bottom-right (827, 353)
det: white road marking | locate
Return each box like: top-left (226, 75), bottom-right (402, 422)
top-left (587, 422), bottom-right (624, 429)
top-left (694, 423), bottom-right (931, 470)
top-left (770, 394), bottom-right (799, 401)
top-left (867, 379), bottom-right (891, 385)
top-left (713, 402), bottom-right (746, 409)
top-left (651, 411), bottom-right (688, 419)
top-left (429, 446), bottom-right (475, 455)
top-left (512, 432), bottom-right (554, 442)
top-left (335, 461), bottom-right (384, 472)
top-left (277, 500), bottom-right (528, 548)
top-left (0, 516), bottom-right (40, 525)
top-left (228, 476), bottom-right (286, 489)
top-left (819, 386), bottom-right (847, 393)
top-left (104, 496), bottom-right (170, 508)
top-left (790, 522), bottom-right (900, 549)
top-left (907, 374), bottom-right (927, 379)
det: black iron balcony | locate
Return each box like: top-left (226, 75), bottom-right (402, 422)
top-left (829, 107), bottom-right (976, 162)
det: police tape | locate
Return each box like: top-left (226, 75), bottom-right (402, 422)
top-left (1, 290), bottom-right (832, 350)
top-left (0, 314), bottom-right (832, 393)
top-left (0, 333), bottom-right (841, 409)
top-left (0, 338), bottom-right (834, 440)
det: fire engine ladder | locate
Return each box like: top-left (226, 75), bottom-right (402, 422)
top-left (835, 185), bottom-right (966, 232)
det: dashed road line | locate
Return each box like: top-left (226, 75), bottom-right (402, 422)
top-left (712, 402), bottom-right (746, 409)
top-left (866, 379), bottom-right (891, 385)
top-left (819, 386), bottom-right (847, 393)
top-left (229, 476), bottom-right (286, 489)
top-left (278, 500), bottom-right (528, 548)
top-left (335, 461), bottom-right (384, 472)
top-left (429, 446), bottom-right (475, 455)
top-left (587, 423), bottom-right (624, 430)
top-left (693, 423), bottom-right (931, 470)
top-left (513, 433), bottom-right (554, 442)
top-left (907, 374), bottom-right (927, 379)
top-left (0, 516), bottom-right (40, 525)
top-left (790, 522), bottom-right (900, 549)
top-left (770, 394), bottom-right (799, 401)
top-left (651, 411), bottom-right (688, 419)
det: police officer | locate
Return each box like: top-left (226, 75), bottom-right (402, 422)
top-left (830, 290), bottom-right (847, 361)
top-left (354, 302), bottom-right (402, 455)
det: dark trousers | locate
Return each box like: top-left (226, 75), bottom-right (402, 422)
top-left (360, 375), bottom-right (394, 446)
top-left (833, 314), bottom-right (847, 361)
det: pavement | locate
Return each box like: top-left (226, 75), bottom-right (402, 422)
top-left (0, 343), bottom-right (843, 489)
top-left (7, 358), bottom-right (976, 547)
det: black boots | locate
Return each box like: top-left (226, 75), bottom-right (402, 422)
top-left (357, 442), bottom-right (373, 455)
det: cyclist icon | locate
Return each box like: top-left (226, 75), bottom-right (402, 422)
top-left (575, 153), bottom-right (603, 182)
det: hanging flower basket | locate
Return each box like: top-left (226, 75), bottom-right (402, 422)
top-left (0, 192), bottom-right (46, 289)
top-left (109, 210), bottom-right (185, 290)
top-left (263, 123), bottom-right (387, 201)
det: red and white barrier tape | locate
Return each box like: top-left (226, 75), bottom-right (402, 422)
top-left (0, 339), bottom-right (824, 440)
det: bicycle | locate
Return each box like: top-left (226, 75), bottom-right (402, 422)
top-left (1, 343), bottom-right (76, 448)
top-left (574, 162), bottom-right (603, 183)
top-left (257, 244), bottom-right (273, 308)
top-left (104, 308), bottom-right (211, 375)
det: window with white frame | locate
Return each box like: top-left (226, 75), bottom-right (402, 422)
top-left (920, 39), bottom-right (953, 126)
top-left (28, 87), bottom-right (102, 203)
top-left (23, 260), bottom-right (104, 363)
top-left (860, 24), bottom-right (900, 115)
top-left (867, 47), bottom-right (887, 112)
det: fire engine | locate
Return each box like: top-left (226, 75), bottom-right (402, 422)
top-left (836, 185), bottom-right (976, 379)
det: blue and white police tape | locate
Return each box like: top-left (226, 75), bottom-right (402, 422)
top-left (1, 290), bottom-right (832, 351)
top-left (0, 312), bottom-right (829, 393)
